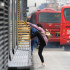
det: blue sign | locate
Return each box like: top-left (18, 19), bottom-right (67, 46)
top-left (23, 13), bottom-right (26, 17)
top-left (26, 7), bottom-right (29, 9)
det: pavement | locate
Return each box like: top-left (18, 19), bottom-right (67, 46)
top-left (32, 48), bottom-right (70, 70)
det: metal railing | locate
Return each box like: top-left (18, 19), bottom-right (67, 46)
top-left (17, 20), bottom-right (31, 50)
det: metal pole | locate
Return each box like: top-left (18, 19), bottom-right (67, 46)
top-left (50, 0), bottom-right (53, 8)
top-left (18, 0), bottom-right (20, 20)
top-left (20, 0), bottom-right (22, 20)
top-left (12, 0), bottom-right (15, 54)
top-left (16, 0), bottom-right (18, 21)
top-left (8, 0), bottom-right (11, 60)
top-left (22, 0), bottom-right (27, 21)
top-left (55, 0), bottom-right (57, 10)
top-left (16, 0), bottom-right (18, 46)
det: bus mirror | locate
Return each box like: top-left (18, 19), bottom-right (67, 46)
top-left (37, 9), bottom-right (40, 11)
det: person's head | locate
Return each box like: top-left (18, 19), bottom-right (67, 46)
top-left (37, 24), bottom-right (45, 30)
top-left (37, 24), bottom-right (43, 28)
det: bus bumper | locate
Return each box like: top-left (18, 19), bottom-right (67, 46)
top-left (60, 38), bottom-right (70, 45)
top-left (49, 37), bottom-right (60, 42)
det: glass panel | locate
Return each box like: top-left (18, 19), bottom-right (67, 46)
top-left (39, 13), bottom-right (61, 23)
top-left (64, 8), bottom-right (70, 21)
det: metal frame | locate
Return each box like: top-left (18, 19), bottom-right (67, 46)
top-left (0, 0), bottom-right (9, 70)
top-left (12, 0), bottom-right (15, 54)
top-left (8, 0), bottom-right (31, 69)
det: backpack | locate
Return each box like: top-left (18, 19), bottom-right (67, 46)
top-left (45, 29), bottom-right (51, 39)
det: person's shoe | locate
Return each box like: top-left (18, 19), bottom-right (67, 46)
top-left (38, 64), bottom-right (45, 68)
top-left (42, 63), bottom-right (46, 66)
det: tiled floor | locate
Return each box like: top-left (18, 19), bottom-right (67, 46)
top-left (8, 49), bottom-right (31, 68)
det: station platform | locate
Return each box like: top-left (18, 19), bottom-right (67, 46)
top-left (8, 49), bottom-right (31, 70)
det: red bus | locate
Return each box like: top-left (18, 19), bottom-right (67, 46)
top-left (60, 6), bottom-right (70, 50)
top-left (31, 8), bottom-right (61, 42)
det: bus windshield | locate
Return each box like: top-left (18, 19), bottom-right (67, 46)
top-left (64, 8), bottom-right (70, 21)
top-left (39, 13), bottom-right (61, 23)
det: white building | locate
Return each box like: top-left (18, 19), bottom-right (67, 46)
top-left (27, 0), bottom-right (46, 16)
top-left (46, 0), bottom-right (70, 10)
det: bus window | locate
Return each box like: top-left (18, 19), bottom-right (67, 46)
top-left (64, 8), bottom-right (70, 21)
top-left (39, 13), bottom-right (61, 23)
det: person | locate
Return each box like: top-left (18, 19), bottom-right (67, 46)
top-left (31, 26), bottom-right (39, 54)
top-left (27, 16), bottom-right (39, 54)
top-left (27, 22), bottom-right (48, 66)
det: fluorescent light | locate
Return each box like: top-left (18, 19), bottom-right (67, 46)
top-left (1, 2), bottom-right (4, 7)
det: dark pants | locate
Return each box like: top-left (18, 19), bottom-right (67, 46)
top-left (31, 31), bottom-right (46, 63)
top-left (38, 45), bottom-right (44, 63)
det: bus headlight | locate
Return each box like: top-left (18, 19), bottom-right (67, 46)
top-left (67, 41), bottom-right (69, 44)
top-left (69, 36), bottom-right (70, 38)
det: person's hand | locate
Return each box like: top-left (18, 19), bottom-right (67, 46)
top-left (46, 29), bottom-right (48, 32)
top-left (27, 22), bottom-right (30, 24)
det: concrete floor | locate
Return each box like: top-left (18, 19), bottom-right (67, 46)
top-left (32, 48), bottom-right (70, 70)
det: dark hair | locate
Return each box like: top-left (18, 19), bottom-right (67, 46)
top-left (37, 24), bottom-right (45, 29)
top-left (37, 24), bottom-right (42, 27)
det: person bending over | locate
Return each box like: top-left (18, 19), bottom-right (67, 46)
top-left (27, 22), bottom-right (48, 66)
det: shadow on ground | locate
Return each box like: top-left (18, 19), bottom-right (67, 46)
top-left (46, 42), bottom-right (63, 48)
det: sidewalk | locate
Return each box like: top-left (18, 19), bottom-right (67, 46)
top-left (33, 48), bottom-right (70, 70)
top-left (32, 48), bottom-right (47, 70)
